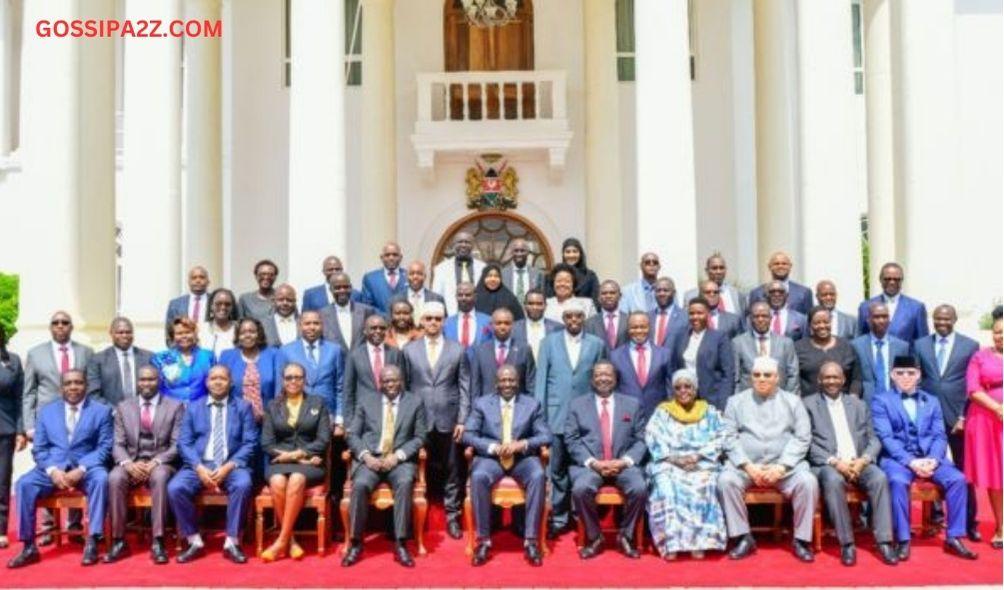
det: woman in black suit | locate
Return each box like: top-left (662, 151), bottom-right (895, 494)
top-left (0, 325), bottom-right (24, 548)
top-left (259, 362), bottom-right (331, 562)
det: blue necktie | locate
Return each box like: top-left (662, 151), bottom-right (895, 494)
top-left (874, 340), bottom-right (887, 393)
top-left (211, 402), bottom-right (226, 467)
top-left (307, 343), bottom-right (318, 366)
top-left (936, 337), bottom-right (948, 376)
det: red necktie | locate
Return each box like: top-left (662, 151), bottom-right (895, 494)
top-left (461, 313), bottom-right (471, 348)
top-left (496, 341), bottom-right (507, 367)
top-left (708, 312), bottom-right (717, 330)
top-left (600, 399), bottom-right (613, 460)
top-left (605, 314), bottom-right (617, 348)
top-left (372, 346), bottom-right (384, 388)
top-left (388, 271), bottom-right (398, 290)
top-left (635, 344), bottom-right (648, 386)
top-left (192, 296), bottom-right (201, 322)
top-left (656, 311), bottom-right (668, 345)
top-left (59, 345), bottom-right (70, 374)
top-left (717, 298), bottom-right (726, 313)
top-left (141, 402), bottom-right (154, 432)
top-left (771, 311), bottom-right (782, 335)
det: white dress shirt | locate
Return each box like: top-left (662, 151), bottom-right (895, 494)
top-left (628, 342), bottom-right (652, 374)
top-left (275, 313), bottom-right (299, 345)
top-left (335, 304), bottom-right (354, 347)
top-left (203, 396), bottom-right (229, 462)
top-left (884, 294), bottom-right (900, 323)
top-left (935, 332), bottom-right (956, 375)
top-left (187, 293), bottom-right (209, 320)
top-left (683, 330), bottom-right (706, 371)
top-left (752, 331), bottom-right (772, 357)
top-left (564, 331), bottom-right (583, 368)
top-left (50, 340), bottom-right (75, 369)
top-left (825, 394), bottom-right (858, 462)
top-left (526, 319), bottom-right (547, 360)
top-left (829, 310), bottom-right (841, 337)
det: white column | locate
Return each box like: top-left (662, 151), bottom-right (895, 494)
top-left (583, 0), bottom-right (623, 282)
top-left (120, 0), bottom-right (182, 346)
top-left (634, 0), bottom-right (698, 294)
top-left (0, 0), bottom-right (13, 154)
top-left (287, 0), bottom-right (347, 290)
top-left (183, 0), bottom-right (223, 281)
top-left (13, 0), bottom-right (116, 346)
top-left (358, 0), bottom-right (396, 267)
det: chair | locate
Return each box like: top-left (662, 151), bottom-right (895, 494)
top-left (124, 487), bottom-right (180, 544)
top-left (743, 486), bottom-right (823, 551)
top-left (338, 448), bottom-right (428, 556)
top-left (35, 489), bottom-right (110, 549)
top-left (255, 446), bottom-right (333, 557)
top-left (574, 485), bottom-right (645, 552)
top-left (462, 446), bottom-right (550, 557)
top-left (911, 480), bottom-right (943, 537)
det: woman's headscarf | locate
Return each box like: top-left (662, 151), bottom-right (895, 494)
top-left (474, 263), bottom-right (525, 321)
top-left (671, 368), bottom-right (699, 390)
top-left (661, 368), bottom-right (707, 424)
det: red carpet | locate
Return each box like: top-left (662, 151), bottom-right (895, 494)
top-left (2, 498), bottom-right (1001, 588)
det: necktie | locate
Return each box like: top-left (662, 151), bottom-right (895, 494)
top-left (902, 394), bottom-right (917, 422)
top-left (242, 361), bottom-right (264, 421)
top-left (380, 400), bottom-right (395, 456)
top-left (709, 312), bottom-right (718, 330)
top-left (122, 351), bottom-right (134, 397)
top-left (656, 310), bottom-right (668, 345)
top-left (461, 313), bottom-right (471, 348)
top-left (936, 337), bottom-right (948, 375)
top-left (141, 401), bottom-right (154, 432)
top-left (515, 270), bottom-right (526, 301)
top-left (500, 402), bottom-right (514, 470)
top-left (372, 346), bottom-right (384, 388)
top-left (758, 335), bottom-right (768, 356)
top-left (388, 270), bottom-right (398, 290)
top-left (427, 339), bottom-right (440, 368)
top-left (307, 342), bottom-right (318, 366)
top-left (771, 311), bottom-right (782, 335)
top-left (59, 345), bottom-right (70, 375)
top-left (635, 344), bottom-right (648, 385)
top-left (192, 296), bottom-right (201, 322)
top-left (717, 298), bottom-right (725, 313)
top-left (605, 314), bottom-right (617, 349)
top-left (496, 341), bottom-right (507, 367)
top-left (67, 405), bottom-right (78, 439)
top-left (211, 402), bottom-right (226, 466)
top-left (874, 340), bottom-right (887, 393)
top-left (600, 399), bottom-right (613, 460)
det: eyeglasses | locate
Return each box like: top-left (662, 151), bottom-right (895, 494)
top-left (51, 320), bottom-right (71, 326)
top-left (751, 372), bottom-right (775, 378)
top-left (423, 317), bottom-right (444, 322)
top-left (891, 369), bottom-right (917, 376)
top-left (283, 375), bottom-right (305, 381)
top-left (642, 260), bottom-right (659, 265)
top-left (703, 289), bottom-right (721, 295)
top-left (767, 289), bottom-right (786, 294)
top-left (881, 277), bottom-right (903, 282)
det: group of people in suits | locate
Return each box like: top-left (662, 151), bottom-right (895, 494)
top-left (0, 234), bottom-right (999, 572)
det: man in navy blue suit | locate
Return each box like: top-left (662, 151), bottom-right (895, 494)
top-left (871, 356), bottom-right (977, 561)
top-left (8, 370), bottom-right (113, 568)
top-left (763, 280), bottom-right (808, 341)
top-left (470, 308), bottom-right (535, 398)
top-left (360, 242), bottom-right (407, 314)
top-left (164, 266), bottom-right (211, 332)
top-left (747, 252), bottom-right (813, 316)
top-left (301, 256), bottom-right (363, 313)
top-left (852, 302), bottom-right (910, 403)
top-left (168, 366), bottom-right (258, 564)
top-left (609, 312), bottom-right (673, 420)
top-left (443, 282), bottom-right (492, 352)
top-left (857, 262), bottom-right (929, 343)
top-left (649, 277), bottom-right (686, 348)
top-left (275, 311), bottom-right (345, 435)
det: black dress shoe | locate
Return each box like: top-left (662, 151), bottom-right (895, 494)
top-left (944, 537), bottom-right (978, 560)
top-left (341, 543), bottom-right (362, 567)
top-left (7, 545), bottom-right (40, 569)
top-left (616, 534), bottom-right (640, 559)
top-left (967, 528), bottom-right (983, 543)
top-left (895, 541), bottom-right (910, 562)
top-left (446, 519), bottom-right (463, 540)
top-left (876, 542), bottom-right (898, 565)
top-left (103, 539), bottom-right (130, 564)
top-left (222, 543), bottom-right (248, 564)
top-left (81, 537), bottom-right (100, 566)
top-left (393, 543), bottom-right (415, 568)
top-left (728, 534), bottom-right (756, 560)
top-left (524, 542), bottom-right (543, 566)
top-left (471, 541), bottom-right (490, 566)
top-left (792, 539), bottom-right (814, 563)
top-left (839, 544), bottom-right (856, 566)
top-left (150, 538), bottom-right (169, 565)
top-left (67, 524), bottom-right (86, 546)
top-left (546, 522), bottom-right (569, 540)
top-left (578, 536), bottom-right (603, 560)
top-left (175, 543), bottom-right (205, 564)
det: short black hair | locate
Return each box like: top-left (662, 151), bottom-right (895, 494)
top-left (253, 259), bottom-right (280, 276)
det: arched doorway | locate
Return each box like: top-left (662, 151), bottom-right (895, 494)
top-left (432, 211), bottom-right (553, 276)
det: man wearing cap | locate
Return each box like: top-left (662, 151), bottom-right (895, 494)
top-left (871, 355), bottom-right (977, 561)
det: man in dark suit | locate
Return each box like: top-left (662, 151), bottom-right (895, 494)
top-left (804, 362), bottom-right (897, 566)
top-left (684, 254), bottom-right (747, 316)
top-left (698, 280), bottom-right (744, 339)
top-left (852, 302), bottom-right (910, 403)
top-left (733, 302), bottom-right (799, 394)
top-left (565, 361), bottom-right (647, 559)
top-left (915, 304), bottom-right (981, 539)
top-left (275, 311), bottom-right (345, 435)
top-left (8, 370), bottom-right (113, 568)
top-left (649, 277), bottom-right (687, 348)
top-left (105, 366), bottom-right (184, 564)
top-left (443, 282), bottom-right (493, 351)
top-left (871, 356), bottom-right (976, 560)
top-left (470, 308), bottom-right (535, 398)
top-left (343, 314), bottom-right (403, 427)
top-left (168, 366), bottom-right (258, 564)
top-left (464, 365), bottom-right (551, 566)
top-left (858, 262), bottom-right (929, 343)
top-left (360, 242), bottom-right (407, 314)
top-left (511, 289), bottom-right (562, 362)
top-left (262, 284), bottom-right (300, 348)
top-left (401, 301), bottom-right (470, 539)
top-left (501, 238), bottom-right (544, 302)
top-left (668, 297), bottom-right (735, 411)
top-left (389, 260), bottom-right (445, 325)
top-left (815, 280), bottom-right (858, 340)
top-left (86, 317), bottom-right (153, 407)
top-left (343, 365), bottom-right (427, 568)
top-left (609, 312), bottom-right (673, 419)
top-left (164, 265), bottom-right (210, 329)
top-left (762, 280), bottom-right (808, 341)
top-left (301, 256), bottom-right (363, 313)
top-left (747, 251), bottom-right (813, 315)
top-left (320, 272), bottom-right (377, 352)
top-left (585, 280), bottom-right (629, 351)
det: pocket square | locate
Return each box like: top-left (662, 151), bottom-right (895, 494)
top-left (621, 413), bottom-right (632, 422)
top-left (310, 407), bottom-right (320, 416)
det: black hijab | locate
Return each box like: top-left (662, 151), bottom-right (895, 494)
top-left (474, 263), bottom-right (525, 321)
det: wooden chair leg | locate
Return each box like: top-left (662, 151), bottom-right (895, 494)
top-left (54, 507), bottom-right (63, 548)
top-left (463, 497), bottom-right (474, 556)
top-left (414, 498), bottom-right (427, 556)
top-left (541, 501), bottom-right (551, 556)
top-left (255, 504), bottom-right (265, 557)
top-left (576, 518), bottom-right (586, 548)
top-left (772, 502), bottom-right (784, 543)
top-left (813, 508), bottom-right (822, 552)
top-left (317, 506), bottom-right (327, 556)
top-left (634, 514), bottom-right (645, 552)
top-left (339, 497), bottom-right (351, 555)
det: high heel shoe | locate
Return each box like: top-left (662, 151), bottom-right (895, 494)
top-left (260, 541), bottom-right (287, 563)
top-left (991, 535), bottom-right (1003, 550)
top-left (289, 539), bottom-right (305, 560)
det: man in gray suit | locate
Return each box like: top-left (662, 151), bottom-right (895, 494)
top-left (320, 272), bottom-right (376, 351)
top-left (684, 254), bottom-right (746, 316)
top-left (343, 365), bottom-right (427, 568)
top-left (501, 239), bottom-right (544, 302)
top-left (389, 260), bottom-right (446, 325)
top-left (343, 315), bottom-right (403, 426)
top-left (804, 362), bottom-right (897, 567)
top-left (86, 317), bottom-right (153, 407)
top-left (733, 302), bottom-right (799, 394)
top-left (815, 280), bottom-right (858, 340)
top-left (262, 284), bottom-right (299, 348)
top-left (105, 365), bottom-right (184, 564)
top-left (401, 301), bottom-right (470, 539)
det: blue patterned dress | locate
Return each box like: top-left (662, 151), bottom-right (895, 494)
top-left (151, 346), bottom-right (214, 403)
top-left (645, 403), bottom-right (731, 554)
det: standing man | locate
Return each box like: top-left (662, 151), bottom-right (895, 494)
top-left (565, 361), bottom-right (647, 559)
top-left (733, 302), bottom-right (799, 394)
top-left (852, 302), bottom-right (910, 403)
top-left (443, 282), bottom-right (493, 352)
top-left (609, 313), bottom-right (673, 420)
top-left (698, 280), bottom-right (744, 339)
top-left (432, 232), bottom-right (486, 316)
top-left (86, 317), bottom-right (153, 407)
top-left (585, 280), bottom-right (629, 351)
top-left (342, 315), bottom-right (403, 427)
top-left (302, 256), bottom-right (362, 313)
top-left (748, 251), bottom-right (813, 316)
top-left (511, 290), bottom-right (562, 362)
top-left (685, 254), bottom-right (746, 316)
top-left (762, 280), bottom-right (808, 341)
top-left (165, 266), bottom-right (211, 328)
top-left (320, 272), bottom-right (377, 352)
top-left (390, 261), bottom-right (446, 325)
top-left (858, 262), bottom-right (929, 342)
top-left (360, 242), bottom-right (407, 314)
top-left (470, 308), bottom-right (535, 398)
top-left (275, 311), bottom-right (345, 435)
top-left (815, 280), bottom-right (858, 340)
top-left (262, 284), bottom-right (300, 348)
top-left (619, 253), bottom-right (661, 314)
top-left (649, 277), bottom-right (687, 348)
top-left (501, 238), bottom-right (544, 302)
top-left (401, 302), bottom-right (470, 539)
top-left (105, 366), bottom-right (184, 564)
top-left (23, 311), bottom-right (95, 439)
top-left (534, 302), bottom-right (607, 537)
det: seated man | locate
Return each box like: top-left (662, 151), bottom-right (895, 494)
top-left (872, 355), bottom-right (977, 561)
top-left (168, 366), bottom-right (258, 564)
top-left (463, 365), bottom-right (552, 567)
top-left (8, 370), bottom-right (113, 568)
top-left (343, 366), bottom-right (428, 568)
top-left (565, 361), bottom-right (647, 559)
top-left (105, 365), bottom-right (185, 564)
top-left (803, 362), bottom-right (897, 566)
top-left (718, 357), bottom-right (819, 563)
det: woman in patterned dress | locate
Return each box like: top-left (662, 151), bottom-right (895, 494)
top-left (645, 368), bottom-right (731, 560)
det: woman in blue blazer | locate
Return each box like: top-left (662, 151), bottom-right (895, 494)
top-left (152, 317), bottom-right (215, 403)
top-left (218, 318), bottom-right (278, 424)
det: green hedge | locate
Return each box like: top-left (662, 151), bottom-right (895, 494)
top-left (0, 273), bottom-right (18, 339)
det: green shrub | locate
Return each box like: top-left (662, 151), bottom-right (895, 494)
top-left (0, 273), bottom-right (19, 340)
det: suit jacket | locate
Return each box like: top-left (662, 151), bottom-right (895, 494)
top-left (914, 333), bottom-right (980, 427)
top-left (511, 318), bottom-right (563, 351)
top-left (347, 392), bottom-right (426, 466)
top-left (584, 310), bottom-right (629, 350)
top-left (648, 306), bottom-right (688, 348)
top-left (851, 334), bottom-right (910, 402)
top-left (165, 293), bottom-right (209, 328)
top-left (86, 346), bottom-right (154, 407)
top-left (274, 339), bottom-right (344, 421)
top-left (388, 288), bottom-right (446, 312)
top-left (22, 341), bottom-right (94, 432)
top-left (803, 392), bottom-right (881, 467)
top-left (112, 395), bottom-right (184, 466)
top-left (401, 338), bottom-right (471, 433)
top-left (469, 338), bottom-right (536, 398)
top-left (360, 267), bottom-right (408, 314)
top-left (501, 263), bottom-right (544, 295)
top-left (463, 393), bottom-right (551, 457)
top-left (777, 309), bottom-right (808, 341)
top-left (301, 284), bottom-right (363, 314)
top-left (732, 332), bottom-right (799, 394)
top-left (749, 280), bottom-right (814, 316)
top-left (320, 302), bottom-right (377, 352)
top-left (668, 328), bottom-right (735, 411)
top-left (260, 393), bottom-right (331, 458)
top-left (708, 310), bottom-right (744, 340)
top-left (871, 388), bottom-right (947, 467)
top-left (443, 311), bottom-right (494, 351)
top-left (178, 396), bottom-right (258, 469)
top-left (609, 343), bottom-right (672, 420)
top-left (857, 294), bottom-right (929, 343)
top-left (684, 283), bottom-right (748, 316)
top-left (564, 393), bottom-right (647, 468)
top-left (533, 331), bottom-right (607, 431)
top-left (32, 398), bottom-right (113, 474)
top-left (262, 313), bottom-right (299, 348)
top-left (218, 347), bottom-right (279, 407)
top-left (342, 344), bottom-right (404, 428)
top-left (432, 257), bottom-right (487, 316)
top-left (831, 310), bottom-right (859, 340)
top-left (0, 354), bottom-right (23, 435)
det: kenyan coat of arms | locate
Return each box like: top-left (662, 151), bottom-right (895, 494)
top-left (465, 153), bottom-right (519, 211)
